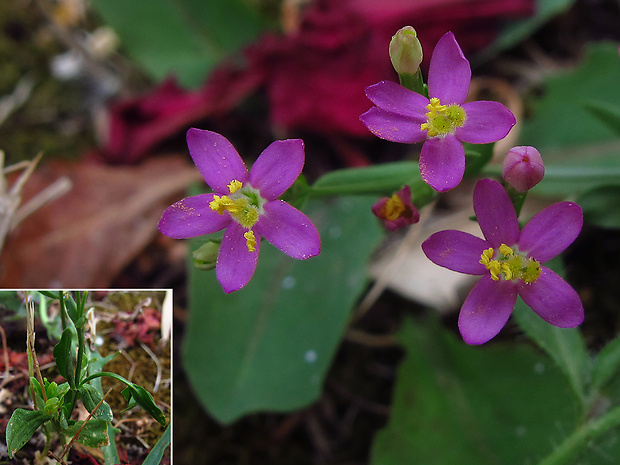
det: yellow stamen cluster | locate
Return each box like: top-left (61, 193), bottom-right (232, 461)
top-left (479, 243), bottom-right (541, 284)
top-left (382, 194), bottom-right (406, 221)
top-left (210, 179), bottom-right (261, 231)
top-left (420, 97), bottom-right (466, 138)
top-left (244, 230), bottom-right (257, 252)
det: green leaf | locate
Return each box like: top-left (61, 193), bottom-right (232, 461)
top-left (121, 384), bottom-right (167, 426)
top-left (478, 0), bottom-right (576, 60)
top-left (582, 100), bottom-right (620, 136)
top-left (6, 409), bottom-right (52, 459)
top-left (512, 294), bottom-right (590, 405)
top-left (102, 422), bottom-right (121, 465)
top-left (90, 0), bottom-right (269, 88)
top-left (463, 142), bottom-right (494, 177)
top-left (143, 424), bottom-right (171, 465)
top-left (592, 335), bottom-right (620, 390)
top-left (515, 42), bottom-right (620, 197)
top-left (62, 420), bottom-right (109, 448)
top-left (577, 185), bottom-right (620, 229)
top-left (371, 318), bottom-right (578, 465)
top-left (53, 327), bottom-right (76, 389)
top-left (80, 384), bottom-right (113, 422)
top-left (184, 196), bottom-right (383, 423)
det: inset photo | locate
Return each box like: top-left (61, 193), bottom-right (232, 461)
top-left (0, 290), bottom-right (171, 465)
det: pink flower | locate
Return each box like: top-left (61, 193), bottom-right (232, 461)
top-left (158, 129), bottom-right (320, 293)
top-left (422, 179), bottom-right (584, 344)
top-left (360, 32), bottom-right (516, 192)
top-left (371, 185), bottom-right (420, 230)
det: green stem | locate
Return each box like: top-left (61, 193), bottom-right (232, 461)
top-left (398, 69), bottom-right (426, 96)
top-left (538, 405), bottom-right (620, 465)
top-left (505, 184), bottom-right (527, 218)
top-left (58, 292), bottom-right (67, 331)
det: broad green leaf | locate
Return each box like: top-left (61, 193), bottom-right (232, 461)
top-left (80, 384), bottom-right (113, 422)
top-left (103, 422), bottom-right (121, 465)
top-left (143, 424), bottom-right (171, 465)
top-left (592, 335), bottom-right (620, 390)
top-left (6, 409), bottom-right (52, 459)
top-left (53, 327), bottom-right (76, 389)
top-left (62, 420), bottom-right (109, 448)
top-left (90, 0), bottom-right (269, 88)
top-left (184, 196), bottom-right (383, 423)
top-left (121, 384), bottom-right (167, 426)
top-left (371, 318), bottom-right (578, 465)
top-left (512, 297), bottom-right (590, 405)
top-left (577, 185), bottom-right (620, 229)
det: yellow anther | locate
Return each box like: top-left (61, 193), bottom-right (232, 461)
top-left (487, 260), bottom-right (501, 281)
top-left (209, 195), bottom-right (236, 215)
top-left (228, 180), bottom-right (243, 194)
top-left (501, 263), bottom-right (513, 280)
top-left (479, 248), bottom-right (494, 266)
top-left (244, 230), bottom-right (257, 252)
top-left (499, 244), bottom-right (514, 256)
top-left (383, 194), bottom-right (406, 221)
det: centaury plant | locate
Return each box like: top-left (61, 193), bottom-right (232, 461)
top-left (5, 292), bottom-right (167, 463)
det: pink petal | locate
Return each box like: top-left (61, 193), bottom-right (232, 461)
top-left (365, 81), bottom-right (429, 118)
top-left (419, 136), bottom-right (465, 191)
top-left (518, 266), bottom-right (584, 327)
top-left (186, 128), bottom-right (249, 193)
top-left (473, 179), bottom-right (520, 248)
top-left (519, 202), bottom-right (583, 263)
top-left (216, 222), bottom-right (260, 293)
top-left (158, 194), bottom-right (231, 239)
top-left (427, 32), bottom-right (470, 104)
top-left (249, 139), bottom-right (305, 200)
top-left (457, 101), bottom-right (516, 144)
top-left (360, 107), bottom-right (427, 143)
top-left (422, 230), bottom-right (489, 275)
top-left (255, 200), bottom-right (320, 260)
top-left (459, 275), bottom-right (518, 345)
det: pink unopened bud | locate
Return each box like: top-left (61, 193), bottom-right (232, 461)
top-left (372, 185), bottom-right (420, 231)
top-left (502, 146), bottom-right (545, 192)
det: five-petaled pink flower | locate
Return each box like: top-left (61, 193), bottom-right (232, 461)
top-left (159, 128), bottom-right (321, 293)
top-left (360, 32), bottom-right (516, 192)
top-left (422, 179), bottom-right (584, 344)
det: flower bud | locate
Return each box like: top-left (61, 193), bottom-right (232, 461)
top-left (192, 240), bottom-right (220, 270)
top-left (389, 26), bottom-right (423, 76)
top-left (372, 185), bottom-right (420, 231)
top-left (502, 146), bottom-right (545, 192)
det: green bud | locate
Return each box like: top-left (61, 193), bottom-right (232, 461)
top-left (192, 241), bottom-right (220, 271)
top-left (44, 396), bottom-right (60, 415)
top-left (389, 26), bottom-right (423, 76)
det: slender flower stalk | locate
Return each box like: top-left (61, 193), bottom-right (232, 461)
top-left (361, 32), bottom-right (516, 192)
top-left (422, 179), bottom-right (584, 344)
top-left (159, 128), bottom-right (321, 293)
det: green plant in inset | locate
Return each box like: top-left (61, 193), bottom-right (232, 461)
top-left (5, 291), bottom-right (167, 463)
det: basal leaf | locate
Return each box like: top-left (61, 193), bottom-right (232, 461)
top-left (184, 196), bottom-right (383, 423)
top-left (371, 318), bottom-right (578, 465)
top-left (6, 409), bottom-right (52, 459)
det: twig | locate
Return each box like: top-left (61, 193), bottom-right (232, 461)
top-left (26, 294), bottom-right (47, 405)
top-left (139, 342), bottom-right (162, 393)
